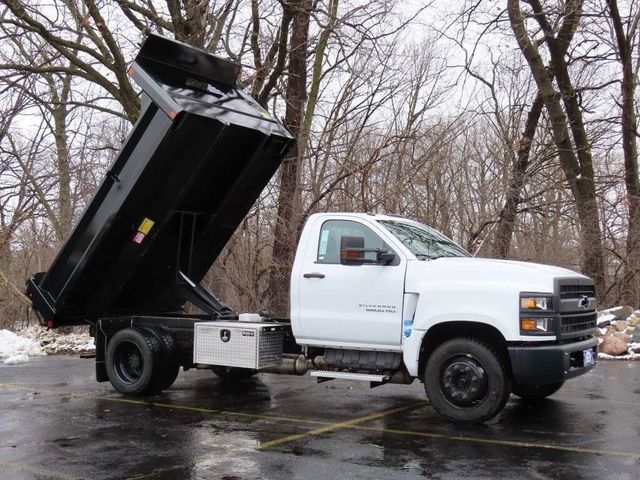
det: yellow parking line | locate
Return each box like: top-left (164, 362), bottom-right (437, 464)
top-left (0, 382), bottom-right (329, 426)
top-left (258, 401), bottom-right (423, 449)
top-left (0, 460), bottom-right (83, 480)
top-left (351, 425), bottom-right (640, 459)
top-left (4, 382), bottom-right (638, 460)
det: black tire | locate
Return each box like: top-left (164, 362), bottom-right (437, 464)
top-left (211, 365), bottom-right (257, 380)
top-left (105, 328), bottom-right (163, 395)
top-left (424, 337), bottom-right (511, 424)
top-left (512, 381), bottom-right (564, 401)
top-left (140, 327), bottom-right (181, 392)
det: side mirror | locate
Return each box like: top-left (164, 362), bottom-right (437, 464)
top-left (340, 236), bottom-right (366, 265)
top-left (377, 251), bottom-right (396, 265)
top-left (340, 236), bottom-right (396, 265)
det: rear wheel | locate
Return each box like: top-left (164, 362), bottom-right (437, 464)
top-left (106, 328), bottom-right (162, 395)
top-left (140, 327), bottom-right (181, 392)
top-left (512, 381), bottom-right (564, 401)
top-left (211, 366), bottom-right (256, 380)
top-left (424, 338), bottom-right (511, 424)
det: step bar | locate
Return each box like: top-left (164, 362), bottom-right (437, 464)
top-left (310, 370), bottom-right (389, 387)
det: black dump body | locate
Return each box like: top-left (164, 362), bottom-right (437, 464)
top-left (27, 34), bottom-right (294, 327)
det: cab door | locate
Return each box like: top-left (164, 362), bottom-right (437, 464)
top-left (296, 218), bottom-right (406, 349)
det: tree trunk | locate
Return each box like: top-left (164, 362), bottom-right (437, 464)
top-left (507, 0), bottom-right (606, 297)
top-left (608, 0), bottom-right (640, 305)
top-left (492, 94), bottom-right (543, 258)
top-left (265, 0), bottom-right (311, 315)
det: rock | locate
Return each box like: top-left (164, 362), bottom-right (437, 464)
top-left (595, 328), bottom-right (608, 336)
top-left (630, 343), bottom-right (640, 354)
top-left (627, 315), bottom-right (640, 327)
top-left (625, 327), bottom-right (636, 336)
top-left (599, 306), bottom-right (624, 316)
top-left (597, 314), bottom-right (616, 327)
top-left (633, 329), bottom-right (640, 343)
top-left (599, 306), bottom-right (634, 321)
top-left (614, 321), bottom-right (628, 332)
top-left (613, 331), bottom-right (631, 341)
top-left (619, 306), bottom-right (635, 319)
top-left (599, 335), bottom-right (630, 356)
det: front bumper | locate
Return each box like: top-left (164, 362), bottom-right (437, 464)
top-left (508, 336), bottom-right (598, 385)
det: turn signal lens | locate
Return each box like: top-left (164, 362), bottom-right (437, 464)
top-left (520, 296), bottom-right (551, 310)
top-left (520, 317), bottom-right (553, 333)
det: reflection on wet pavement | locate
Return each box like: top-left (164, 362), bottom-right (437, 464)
top-left (1, 357), bottom-right (639, 479)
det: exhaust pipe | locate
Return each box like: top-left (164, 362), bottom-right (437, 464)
top-left (261, 354), bottom-right (311, 375)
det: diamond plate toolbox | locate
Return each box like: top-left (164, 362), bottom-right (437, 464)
top-left (193, 321), bottom-right (284, 369)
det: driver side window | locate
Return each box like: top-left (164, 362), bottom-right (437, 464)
top-left (317, 220), bottom-right (387, 264)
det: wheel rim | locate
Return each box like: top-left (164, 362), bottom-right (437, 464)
top-left (113, 340), bottom-right (144, 385)
top-left (440, 354), bottom-right (489, 408)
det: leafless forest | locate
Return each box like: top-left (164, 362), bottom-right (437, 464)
top-left (1, 0), bottom-right (639, 328)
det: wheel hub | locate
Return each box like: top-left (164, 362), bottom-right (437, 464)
top-left (114, 341), bottom-right (144, 384)
top-left (440, 356), bottom-right (488, 407)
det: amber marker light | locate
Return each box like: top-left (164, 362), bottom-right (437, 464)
top-left (520, 319), bottom-right (537, 331)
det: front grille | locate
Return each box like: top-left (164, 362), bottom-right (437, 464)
top-left (560, 312), bottom-right (597, 335)
top-left (559, 284), bottom-right (596, 299)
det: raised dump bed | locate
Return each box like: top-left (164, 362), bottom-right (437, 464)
top-left (27, 34), bottom-right (294, 327)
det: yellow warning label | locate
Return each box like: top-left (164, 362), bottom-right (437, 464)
top-left (138, 218), bottom-right (155, 235)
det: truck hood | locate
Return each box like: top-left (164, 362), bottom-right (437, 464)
top-left (405, 257), bottom-right (587, 294)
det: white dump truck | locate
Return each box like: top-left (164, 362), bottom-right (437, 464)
top-left (27, 35), bottom-right (597, 424)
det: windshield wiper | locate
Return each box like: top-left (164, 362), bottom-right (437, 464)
top-left (415, 254), bottom-right (442, 260)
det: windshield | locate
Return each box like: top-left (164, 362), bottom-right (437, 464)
top-left (378, 220), bottom-right (470, 259)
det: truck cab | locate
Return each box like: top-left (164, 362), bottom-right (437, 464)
top-left (291, 213), bottom-right (598, 422)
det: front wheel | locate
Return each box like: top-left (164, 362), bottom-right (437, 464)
top-left (424, 338), bottom-right (511, 424)
top-left (512, 382), bottom-right (564, 401)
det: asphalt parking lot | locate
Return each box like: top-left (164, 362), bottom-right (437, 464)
top-left (1, 357), bottom-right (639, 480)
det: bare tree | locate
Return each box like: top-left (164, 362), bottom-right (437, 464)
top-left (507, 0), bottom-right (606, 297)
top-left (605, 0), bottom-right (640, 304)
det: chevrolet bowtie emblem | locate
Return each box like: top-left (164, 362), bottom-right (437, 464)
top-left (579, 295), bottom-right (589, 308)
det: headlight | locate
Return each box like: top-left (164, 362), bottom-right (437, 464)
top-left (520, 317), bottom-right (554, 333)
top-left (520, 296), bottom-right (552, 310)
top-left (520, 294), bottom-right (555, 335)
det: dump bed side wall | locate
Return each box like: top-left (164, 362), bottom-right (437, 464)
top-left (27, 34), bottom-right (294, 326)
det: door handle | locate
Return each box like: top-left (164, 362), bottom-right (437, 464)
top-left (303, 272), bottom-right (325, 279)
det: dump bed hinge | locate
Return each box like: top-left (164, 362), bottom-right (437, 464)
top-left (177, 271), bottom-right (235, 318)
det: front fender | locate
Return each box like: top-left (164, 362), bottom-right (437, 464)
top-left (403, 329), bottom-right (427, 377)
top-left (402, 313), bottom-right (515, 378)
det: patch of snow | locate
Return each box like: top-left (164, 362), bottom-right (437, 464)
top-left (598, 352), bottom-right (640, 361)
top-left (0, 329), bottom-right (44, 359)
top-left (597, 314), bottom-right (617, 324)
top-left (17, 325), bottom-right (95, 355)
top-left (599, 306), bottom-right (624, 315)
top-left (3, 354), bottom-right (30, 365)
top-left (1, 325), bottom-right (95, 364)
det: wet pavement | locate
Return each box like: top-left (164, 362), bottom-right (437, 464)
top-left (1, 357), bottom-right (639, 479)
